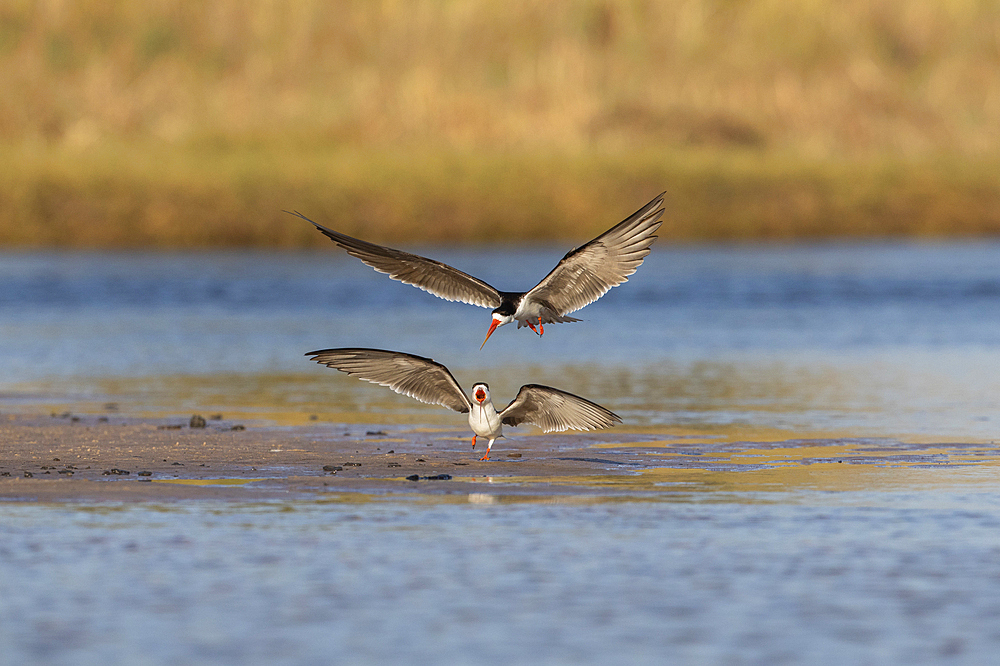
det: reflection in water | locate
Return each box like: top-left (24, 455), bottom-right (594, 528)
top-left (508, 440), bottom-right (1000, 495)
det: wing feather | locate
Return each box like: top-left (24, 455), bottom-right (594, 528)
top-left (523, 192), bottom-right (665, 316)
top-left (500, 384), bottom-right (621, 433)
top-left (306, 348), bottom-right (471, 413)
top-left (289, 211), bottom-right (502, 309)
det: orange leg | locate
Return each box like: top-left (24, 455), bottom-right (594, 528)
top-left (479, 439), bottom-right (494, 461)
top-left (539, 323), bottom-right (544, 336)
top-left (471, 434), bottom-right (477, 449)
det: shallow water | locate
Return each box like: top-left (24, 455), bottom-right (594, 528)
top-left (3, 494), bottom-right (1000, 665)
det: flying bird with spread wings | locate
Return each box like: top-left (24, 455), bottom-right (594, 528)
top-left (307, 348), bottom-right (621, 460)
top-left (289, 192), bottom-right (665, 348)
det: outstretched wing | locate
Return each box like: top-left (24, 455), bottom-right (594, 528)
top-left (289, 211), bottom-right (502, 309)
top-left (306, 348), bottom-right (472, 413)
top-left (522, 192), bottom-right (665, 316)
top-left (500, 384), bottom-right (622, 433)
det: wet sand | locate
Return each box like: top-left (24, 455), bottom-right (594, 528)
top-left (0, 412), bottom-right (650, 502)
top-left (3, 412), bottom-right (998, 503)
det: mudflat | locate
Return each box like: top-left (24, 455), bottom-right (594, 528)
top-left (0, 412), bottom-right (652, 502)
top-left (3, 412), bottom-right (999, 503)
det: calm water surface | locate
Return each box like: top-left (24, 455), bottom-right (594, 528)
top-left (4, 495), bottom-right (1000, 665)
top-left (2, 242), bottom-right (1000, 664)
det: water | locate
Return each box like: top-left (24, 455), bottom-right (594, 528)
top-left (1, 242), bottom-right (999, 438)
top-left (3, 242), bottom-right (1000, 664)
top-left (3, 496), bottom-right (1000, 665)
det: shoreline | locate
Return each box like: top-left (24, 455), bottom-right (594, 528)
top-left (3, 412), bottom-right (999, 503)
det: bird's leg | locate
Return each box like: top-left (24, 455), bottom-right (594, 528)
top-left (527, 320), bottom-right (543, 336)
top-left (479, 439), bottom-right (494, 461)
top-left (471, 434), bottom-right (477, 449)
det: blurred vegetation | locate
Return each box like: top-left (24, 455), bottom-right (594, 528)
top-left (2, 0), bottom-right (999, 247)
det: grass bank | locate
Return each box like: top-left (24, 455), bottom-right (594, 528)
top-left (1, 144), bottom-right (999, 248)
top-left (2, 1), bottom-right (1000, 246)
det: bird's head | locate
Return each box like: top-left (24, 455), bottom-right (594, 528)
top-left (481, 311), bottom-right (513, 349)
top-left (472, 383), bottom-right (491, 404)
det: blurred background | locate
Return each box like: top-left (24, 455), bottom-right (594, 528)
top-left (2, 0), bottom-right (1000, 247)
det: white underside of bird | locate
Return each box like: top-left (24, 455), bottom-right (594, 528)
top-left (468, 383), bottom-right (504, 459)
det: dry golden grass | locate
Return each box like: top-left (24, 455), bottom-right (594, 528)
top-left (1, 0), bottom-right (999, 246)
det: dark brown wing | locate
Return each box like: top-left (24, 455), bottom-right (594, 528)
top-left (306, 348), bottom-right (471, 413)
top-left (289, 211), bottom-right (502, 309)
top-left (522, 192), bottom-right (664, 315)
top-left (500, 384), bottom-right (622, 433)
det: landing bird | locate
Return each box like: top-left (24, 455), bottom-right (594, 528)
top-left (306, 348), bottom-right (622, 460)
top-left (289, 192), bottom-right (665, 348)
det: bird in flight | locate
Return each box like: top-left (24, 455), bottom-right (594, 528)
top-left (289, 192), bottom-right (665, 348)
top-left (306, 348), bottom-right (621, 460)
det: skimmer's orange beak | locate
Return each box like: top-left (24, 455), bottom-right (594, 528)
top-left (480, 318), bottom-right (500, 350)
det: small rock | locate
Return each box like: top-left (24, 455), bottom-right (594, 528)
top-left (343, 462), bottom-right (361, 467)
top-left (387, 462), bottom-right (401, 468)
top-left (231, 425), bottom-right (245, 431)
top-left (157, 424), bottom-right (182, 430)
top-left (23, 471), bottom-right (33, 478)
top-left (171, 462), bottom-right (183, 466)
top-left (52, 458), bottom-right (60, 462)
top-left (309, 414), bottom-right (318, 420)
top-left (209, 414), bottom-right (223, 420)
top-left (322, 465), bottom-right (343, 472)
top-left (58, 470), bottom-right (74, 476)
top-left (0, 471), bottom-right (10, 476)
top-left (98, 416), bottom-right (108, 422)
top-left (366, 430), bottom-right (387, 436)
top-left (424, 474), bottom-right (452, 481)
top-left (387, 450), bottom-right (394, 454)
top-left (406, 474), bottom-right (420, 481)
top-left (416, 458), bottom-right (426, 462)
top-left (189, 414), bottom-right (207, 428)
top-left (138, 471), bottom-right (152, 477)
top-left (102, 468), bottom-right (130, 476)
top-left (507, 453), bottom-right (522, 459)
